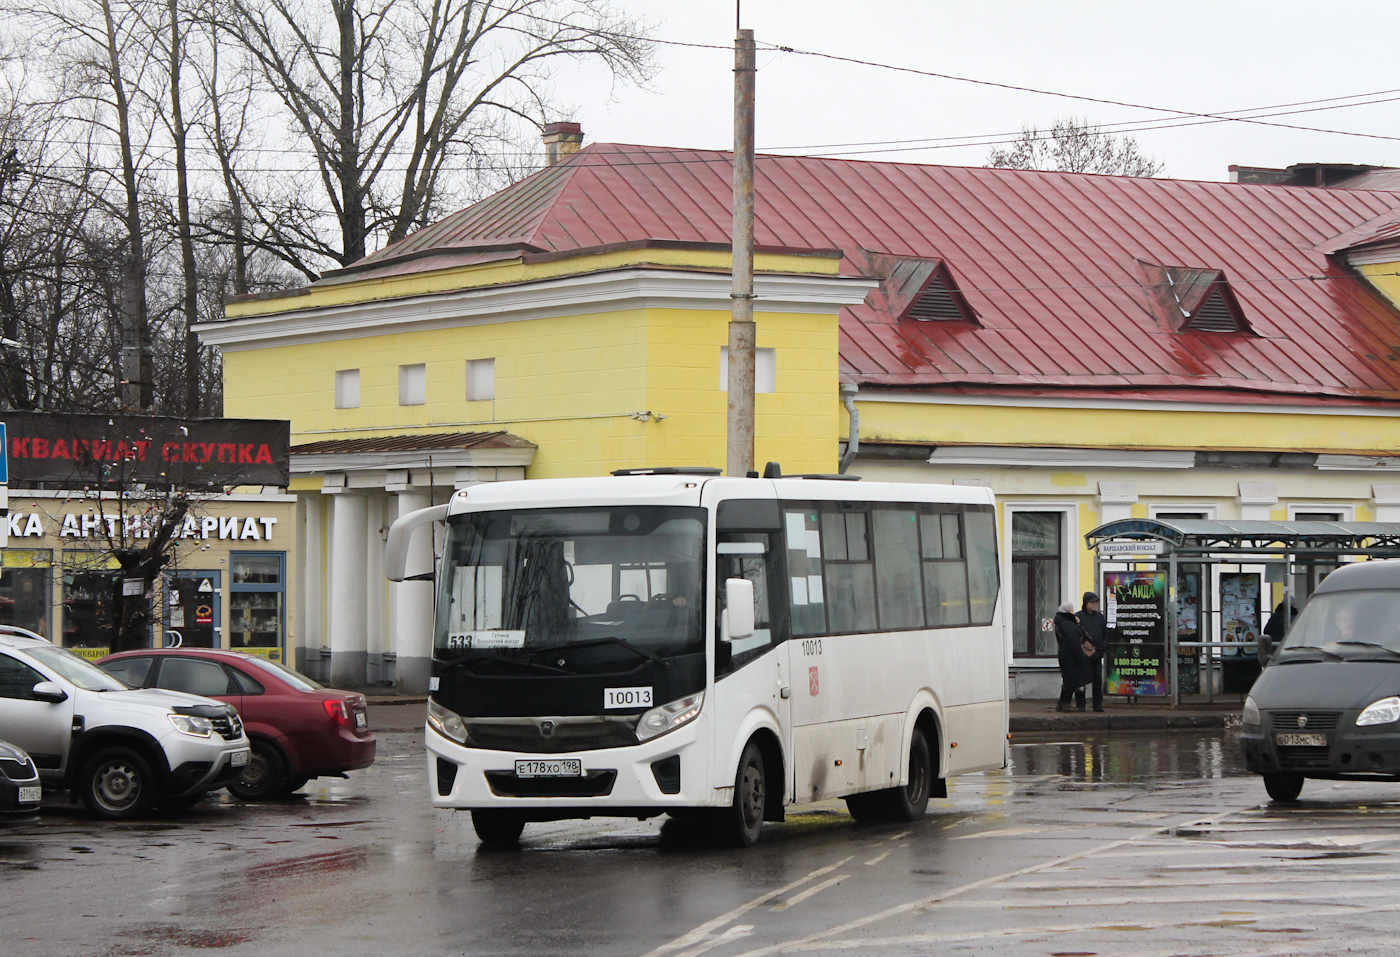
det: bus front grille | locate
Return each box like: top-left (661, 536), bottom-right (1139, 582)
top-left (485, 770), bottom-right (617, 798)
top-left (465, 717), bottom-right (638, 753)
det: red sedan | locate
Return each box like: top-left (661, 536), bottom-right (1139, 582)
top-left (98, 649), bottom-right (376, 800)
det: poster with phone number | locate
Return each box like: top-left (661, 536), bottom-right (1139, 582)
top-left (1104, 569), bottom-right (1168, 696)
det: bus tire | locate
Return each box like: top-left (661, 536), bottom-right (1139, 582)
top-left (472, 809), bottom-right (526, 845)
top-left (1263, 772), bottom-right (1304, 802)
top-left (714, 741), bottom-right (766, 847)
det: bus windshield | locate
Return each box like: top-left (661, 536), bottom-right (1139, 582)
top-left (434, 506), bottom-right (707, 665)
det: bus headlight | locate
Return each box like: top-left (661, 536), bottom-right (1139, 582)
top-left (427, 698), bottom-right (470, 745)
top-left (636, 692), bottom-right (704, 742)
top-left (1357, 696), bottom-right (1400, 727)
top-left (1242, 696), bottom-right (1260, 727)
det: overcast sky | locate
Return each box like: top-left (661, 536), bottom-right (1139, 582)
top-left (565, 1), bottom-right (1400, 182)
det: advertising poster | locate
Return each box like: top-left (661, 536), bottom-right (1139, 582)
top-left (1220, 572), bottom-right (1261, 655)
top-left (1176, 570), bottom-right (1200, 694)
top-left (1104, 569), bottom-right (1168, 696)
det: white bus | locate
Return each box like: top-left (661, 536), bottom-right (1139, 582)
top-left (387, 468), bottom-right (1007, 847)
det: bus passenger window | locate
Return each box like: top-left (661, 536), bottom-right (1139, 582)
top-left (964, 507), bottom-right (1000, 625)
top-left (872, 508), bottom-right (924, 630)
top-left (921, 509), bottom-right (970, 626)
top-left (786, 510), bottom-right (829, 637)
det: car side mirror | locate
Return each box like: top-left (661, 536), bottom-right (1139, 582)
top-left (31, 680), bottom-right (67, 703)
top-left (723, 578), bottom-right (755, 642)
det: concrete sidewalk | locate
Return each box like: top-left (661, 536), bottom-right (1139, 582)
top-left (363, 693), bottom-right (1243, 735)
top-left (1010, 695), bottom-right (1241, 732)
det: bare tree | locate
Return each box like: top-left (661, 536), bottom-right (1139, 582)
top-left (986, 116), bottom-right (1165, 178)
top-left (222, 0), bottom-right (655, 273)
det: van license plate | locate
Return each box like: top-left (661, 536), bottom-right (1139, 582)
top-left (515, 759), bottom-right (582, 778)
top-left (1276, 733), bottom-right (1326, 747)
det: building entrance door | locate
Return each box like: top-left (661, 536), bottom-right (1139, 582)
top-left (164, 571), bottom-right (221, 648)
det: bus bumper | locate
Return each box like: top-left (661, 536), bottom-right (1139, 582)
top-left (425, 716), bottom-right (714, 814)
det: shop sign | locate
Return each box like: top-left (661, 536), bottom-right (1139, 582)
top-left (1104, 569), bottom-right (1168, 696)
top-left (3, 412), bottom-right (289, 487)
top-left (4, 512), bottom-right (279, 541)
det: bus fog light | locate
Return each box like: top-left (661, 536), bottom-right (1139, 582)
top-left (636, 692), bottom-right (704, 742)
top-left (427, 698), bottom-right (471, 745)
top-left (1357, 696), bottom-right (1400, 727)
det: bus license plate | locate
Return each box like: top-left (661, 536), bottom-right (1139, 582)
top-left (1276, 733), bottom-right (1326, 747)
top-left (515, 759), bottom-right (583, 778)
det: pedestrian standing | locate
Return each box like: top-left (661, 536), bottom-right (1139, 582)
top-left (1079, 591), bottom-right (1108, 712)
top-left (1055, 600), bottom-right (1093, 712)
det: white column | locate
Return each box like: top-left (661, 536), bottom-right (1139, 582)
top-left (299, 493), bottom-right (326, 673)
top-left (327, 490), bottom-right (369, 688)
top-left (1096, 481), bottom-right (1138, 525)
top-left (1373, 484), bottom-right (1400, 523)
top-left (1237, 482), bottom-right (1278, 521)
top-left (391, 487), bottom-right (435, 692)
top-left (365, 495), bottom-right (386, 668)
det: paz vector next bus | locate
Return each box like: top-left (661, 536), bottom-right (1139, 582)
top-left (386, 468), bottom-right (1008, 847)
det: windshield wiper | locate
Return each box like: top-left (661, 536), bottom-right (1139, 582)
top-left (542, 636), bottom-right (674, 670)
top-left (1277, 644), bottom-right (1343, 662)
top-left (1330, 641), bottom-right (1400, 660)
top-left (436, 650), bottom-right (572, 675)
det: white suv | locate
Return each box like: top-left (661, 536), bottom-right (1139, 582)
top-left (0, 628), bottom-right (251, 819)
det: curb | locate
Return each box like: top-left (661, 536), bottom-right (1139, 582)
top-left (1010, 712), bottom-right (1230, 732)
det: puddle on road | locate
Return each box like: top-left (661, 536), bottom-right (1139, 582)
top-left (1010, 729), bottom-right (1249, 784)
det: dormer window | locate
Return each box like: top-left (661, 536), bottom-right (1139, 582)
top-left (899, 262), bottom-right (978, 324)
top-left (1142, 261), bottom-right (1252, 334)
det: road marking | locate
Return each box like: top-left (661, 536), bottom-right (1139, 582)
top-left (863, 849), bottom-right (893, 866)
top-left (640, 856), bottom-right (853, 957)
top-left (950, 826), bottom-right (1050, 839)
top-left (771, 875), bottom-right (847, 912)
top-left (669, 924), bottom-right (754, 957)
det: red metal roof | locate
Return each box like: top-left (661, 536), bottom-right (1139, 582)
top-left (340, 144), bottom-right (1400, 404)
top-left (290, 432), bottom-right (535, 455)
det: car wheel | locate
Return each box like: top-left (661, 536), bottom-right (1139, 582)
top-left (714, 741), bottom-right (766, 847)
top-left (227, 740), bottom-right (288, 801)
top-left (1264, 772), bottom-right (1304, 802)
top-left (80, 747), bottom-right (156, 820)
top-left (277, 775), bottom-right (310, 797)
top-left (472, 809), bottom-right (526, 845)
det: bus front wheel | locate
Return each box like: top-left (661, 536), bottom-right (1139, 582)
top-left (472, 809), bottom-right (526, 846)
top-left (714, 741), bottom-right (766, 848)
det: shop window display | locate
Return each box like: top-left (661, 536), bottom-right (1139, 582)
top-left (230, 554), bottom-right (285, 658)
top-left (0, 550), bottom-right (52, 637)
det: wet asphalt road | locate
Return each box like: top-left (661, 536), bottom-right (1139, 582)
top-left (7, 714), bottom-right (1400, 956)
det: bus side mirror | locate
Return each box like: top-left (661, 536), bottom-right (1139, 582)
top-left (723, 578), bottom-right (754, 641)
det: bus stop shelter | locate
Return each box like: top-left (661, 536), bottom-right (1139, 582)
top-left (1083, 519), bottom-right (1400, 706)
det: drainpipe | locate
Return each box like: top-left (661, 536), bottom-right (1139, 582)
top-left (838, 383), bottom-right (859, 474)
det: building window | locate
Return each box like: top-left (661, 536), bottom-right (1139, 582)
top-left (1011, 512), bottom-right (1062, 657)
top-left (1292, 508), bottom-right (1347, 600)
top-left (335, 369), bottom-right (360, 409)
top-left (61, 558), bottom-right (121, 654)
top-left (466, 358), bottom-right (495, 401)
top-left (1, 550), bottom-right (51, 638)
top-left (720, 347), bottom-right (776, 393)
top-left (229, 554), bottom-right (285, 660)
top-left (399, 363), bottom-right (426, 406)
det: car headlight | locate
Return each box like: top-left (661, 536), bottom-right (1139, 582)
top-left (167, 712), bottom-right (215, 737)
top-left (1356, 696), bottom-right (1400, 727)
top-left (1242, 696), bottom-right (1260, 727)
top-left (636, 692), bottom-right (704, 742)
top-left (427, 698), bottom-right (470, 745)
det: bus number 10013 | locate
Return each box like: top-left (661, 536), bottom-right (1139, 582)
top-left (801, 639), bottom-right (823, 656)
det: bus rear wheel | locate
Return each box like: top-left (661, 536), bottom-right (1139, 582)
top-left (472, 809), bottom-right (526, 846)
top-left (713, 741), bottom-right (766, 847)
top-left (845, 727), bottom-right (933, 823)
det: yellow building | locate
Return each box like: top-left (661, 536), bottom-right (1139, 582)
top-left (201, 134), bottom-right (1400, 695)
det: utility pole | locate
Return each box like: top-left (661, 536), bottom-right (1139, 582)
top-left (726, 27), bottom-right (756, 477)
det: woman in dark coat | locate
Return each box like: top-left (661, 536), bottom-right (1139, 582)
top-left (1055, 600), bottom-right (1093, 712)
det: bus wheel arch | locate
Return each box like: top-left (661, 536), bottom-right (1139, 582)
top-left (745, 728), bottom-right (785, 822)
